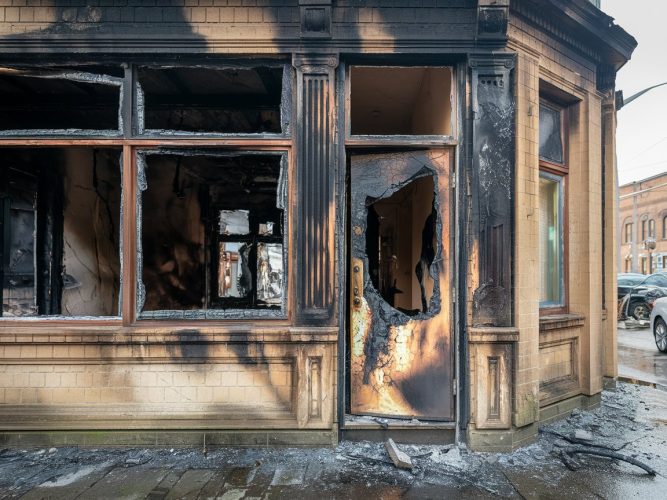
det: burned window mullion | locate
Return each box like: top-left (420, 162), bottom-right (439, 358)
top-left (35, 166), bottom-right (64, 315)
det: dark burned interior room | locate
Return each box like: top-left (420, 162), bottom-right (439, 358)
top-left (140, 152), bottom-right (284, 313)
top-left (138, 66), bottom-right (285, 134)
top-left (0, 148), bottom-right (121, 317)
top-left (0, 70), bottom-right (120, 131)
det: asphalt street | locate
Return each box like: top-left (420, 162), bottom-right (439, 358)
top-left (618, 323), bottom-right (667, 389)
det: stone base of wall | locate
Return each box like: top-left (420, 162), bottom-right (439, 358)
top-left (468, 392), bottom-right (602, 452)
top-left (467, 422), bottom-right (538, 453)
top-left (0, 429), bottom-right (336, 448)
top-left (538, 392), bottom-right (601, 426)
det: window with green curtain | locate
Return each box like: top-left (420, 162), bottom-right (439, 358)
top-left (539, 172), bottom-right (563, 306)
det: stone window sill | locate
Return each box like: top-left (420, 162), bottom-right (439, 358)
top-left (539, 313), bottom-right (585, 332)
top-left (468, 326), bottom-right (519, 343)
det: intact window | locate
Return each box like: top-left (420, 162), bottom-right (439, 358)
top-left (539, 172), bottom-right (564, 306)
top-left (625, 222), bottom-right (633, 243)
top-left (539, 99), bottom-right (567, 311)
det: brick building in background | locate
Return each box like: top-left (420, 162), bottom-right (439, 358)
top-left (0, 1), bottom-right (635, 451)
top-left (620, 172), bottom-right (667, 274)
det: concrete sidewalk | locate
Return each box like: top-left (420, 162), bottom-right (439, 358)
top-left (1, 382), bottom-right (666, 499)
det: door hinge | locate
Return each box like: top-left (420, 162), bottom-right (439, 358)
top-left (451, 173), bottom-right (456, 190)
top-left (452, 378), bottom-right (458, 396)
top-left (452, 287), bottom-right (456, 303)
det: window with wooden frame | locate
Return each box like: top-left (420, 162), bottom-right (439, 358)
top-left (624, 221), bottom-right (633, 243)
top-left (0, 62), bottom-right (292, 323)
top-left (539, 100), bottom-right (567, 312)
top-left (640, 215), bottom-right (649, 241)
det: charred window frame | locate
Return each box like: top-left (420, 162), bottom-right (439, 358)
top-left (0, 147), bottom-right (123, 319)
top-left (135, 150), bottom-right (289, 321)
top-left (539, 100), bottom-right (568, 313)
top-left (135, 64), bottom-right (293, 137)
top-left (0, 66), bottom-right (124, 137)
top-left (0, 60), bottom-right (293, 325)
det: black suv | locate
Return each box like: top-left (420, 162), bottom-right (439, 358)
top-left (620, 272), bottom-right (667, 321)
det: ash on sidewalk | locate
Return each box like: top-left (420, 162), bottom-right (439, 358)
top-left (1, 382), bottom-right (666, 499)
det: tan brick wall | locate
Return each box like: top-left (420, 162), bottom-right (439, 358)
top-left (0, 361), bottom-right (294, 409)
top-left (0, 331), bottom-right (336, 431)
top-left (512, 47), bottom-right (541, 428)
top-left (509, 8), bottom-right (607, 414)
top-left (619, 172), bottom-right (667, 274)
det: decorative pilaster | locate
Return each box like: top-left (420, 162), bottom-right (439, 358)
top-left (469, 55), bottom-right (516, 327)
top-left (293, 54), bottom-right (338, 325)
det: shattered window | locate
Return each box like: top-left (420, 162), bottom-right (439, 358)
top-left (0, 68), bottom-right (122, 133)
top-left (139, 152), bottom-right (286, 317)
top-left (137, 66), bottom-right (289, 134)
top-left (366, 174), bottom-right (438, 316)
top-left (350, 67), bottom-right (453, 136)
top-left (1, 148), bottom-right (122, 317)
top-left (539, 104), bottom-right (564, 165)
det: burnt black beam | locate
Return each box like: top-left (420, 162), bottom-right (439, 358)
top-left (35, 164), bottom-right (64, 315)
top-left (143, 95), bottom-right (280, 109)
top-left (469, 55), bottom-right (516, 327)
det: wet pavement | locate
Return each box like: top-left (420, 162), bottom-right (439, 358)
top-left (1, 383), bottom-right (666, 499)
top-left (619, 322), bottom-right (667, 389)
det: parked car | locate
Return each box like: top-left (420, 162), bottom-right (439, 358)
top-left (618, 273), bottom-right (647, 301)
top-left (649, 297), bottom-right (667, 352)
top-left (619, 272), bottom-right (667, 321)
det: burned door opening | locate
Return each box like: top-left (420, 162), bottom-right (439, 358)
top-left (349, 150), bottom-right (454, 420)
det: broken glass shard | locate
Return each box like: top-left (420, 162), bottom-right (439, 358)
top-left (219, 210), bottom-right (250, 235)
top-left (258, 222), bottom-right (274, 235)
top-left (218, 241), bottom-right (252, 298)
top-left (256, 243), bottom-right (283, 305)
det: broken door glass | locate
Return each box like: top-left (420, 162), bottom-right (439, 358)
top-left (366, 174), bottom-right (437, 316)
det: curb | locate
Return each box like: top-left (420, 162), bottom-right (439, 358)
top-left (617, 375), bottom-right (667, 392)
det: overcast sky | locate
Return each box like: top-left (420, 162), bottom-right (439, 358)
top-left (602, 1), bottom-right (667, 186)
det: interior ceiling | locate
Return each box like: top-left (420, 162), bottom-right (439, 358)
top-left (138, 67), bottom-right (282, 97)
top-left (146, 154), bottom-right (280, 189)
top-left (351, 66), bottom-right (427, 131)
top-left (0, 74), bottom-right (116, 98)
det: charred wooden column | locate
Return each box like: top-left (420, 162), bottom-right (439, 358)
top-left (293, 54), bottom-right (338, 325)
top-left (469, 55), bottom-right (516, 327)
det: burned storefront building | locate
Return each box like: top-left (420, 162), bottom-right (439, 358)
top-left (0, 1), bottom-right (634, 451)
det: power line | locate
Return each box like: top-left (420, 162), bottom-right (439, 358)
top-left (626, 136), bottom-right (667, 162)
